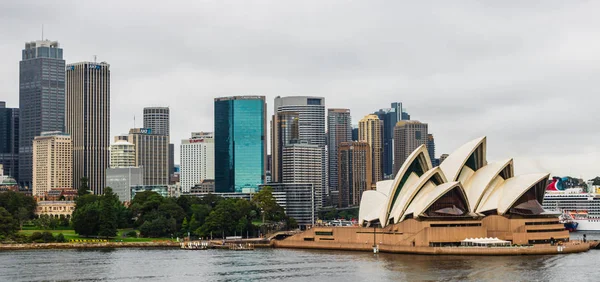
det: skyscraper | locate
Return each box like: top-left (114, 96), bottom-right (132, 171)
top-left (374, 102), bottom-right (409, 179)
top-left (327, 108), bottom-right (352, 193)
top-left (338, 141), bottom-right (371, 208)
top-left (393, 120), bottom-right (428, 176)
top-left (32, 132), bottom-right (72, 196)
top-left (128, 128), bottom-right (169, 185)
top-left (18, 40), bottom-right (65, 188)
top-left (143, 107), bottom-right (169, 136)
top-left (214, 96), bottom-right (266, 193)
top-left (180, 132), bottom-right (214, 193)
top-left (66, 61), bottom-right (110, 194)
top-left (282, 143), bottom-right (326, 210)
top-left (358, 114), bottom-right (383, 184)
top-left (271, 111), bottom-right (299, 182)
top-left (271, 96), bottom-right (325, 184)
top-left (427, 134), bottom-right (437, 166)
top-left (0, 102), bottom-right (19, 180)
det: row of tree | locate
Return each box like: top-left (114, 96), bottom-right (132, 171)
top-left (71, 186), bottom-right (295, 238)
top-left (0, 191), bottom-right (37, 239)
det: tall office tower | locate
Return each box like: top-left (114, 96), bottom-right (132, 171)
top-left (282, 143), bottom-right (326, 210)
top-left (272, 96), bottom-right (325, 183)
top-left (393, 120), bottom-right (428, 176)
top-left (180, 132), bottom-right (214, 193)
top-left (327, 108), bottom-right (352, 193)
top-left (427, 134), bottom-right (436, 165)
top-left (270, 111), bottom-right (299, 182)
top-left (128, 128), bottom-right (169, 185)
top-left (0, 102), bottom-right (19, 179)
top-left (66, 62), bottom-right (110, 195)
top-left (374, 102), bottom-right (410, 179)
top-left (143, 107), bottom-right (169, 136)
top-left (214, 96), bottom-right (266, 193)
top-left (358, 114), bottom-right (383, 184)
top-left (168, 143), bottom-right (175, 184)
top-left (18, 40), bottom-right (65, 189)
top-left (338, 141), bottom-right (371, 208)
top-left (110, 138), bottom-right (136, 168)
top-left (32, 132), bottom-right (72, 196)
top-left (352, 127), bottom-right (359, 141)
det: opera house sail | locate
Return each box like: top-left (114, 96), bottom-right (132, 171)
top-left (274, 136), bottom-right (590, 255)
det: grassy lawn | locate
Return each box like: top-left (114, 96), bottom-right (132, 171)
top-left (18, 229), bottom-right (175, 243)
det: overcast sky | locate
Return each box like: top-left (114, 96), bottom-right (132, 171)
top-left (1, 1), bottom-right (598, 179)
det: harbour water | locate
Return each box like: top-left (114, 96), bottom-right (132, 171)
top-left (1, 232), bottom-right (598, 282)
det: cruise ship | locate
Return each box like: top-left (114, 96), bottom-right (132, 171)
top-left (543, 177), bottom-right (600, 231)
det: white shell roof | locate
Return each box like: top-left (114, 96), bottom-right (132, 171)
top-left (463, 159), bottom-right (513, 212)
top-left (358, 190), bottom-right (388, 226)
top-left (389, 167), bottom-right (447, 224)
top-left (439, 136), bottom-right (486, 182)
top-left (376, 180), bottom-right (394, 196)
top-left (477, 173), bottom-right (550, 215)
top-left (404, 181), bottom-right (468, 219)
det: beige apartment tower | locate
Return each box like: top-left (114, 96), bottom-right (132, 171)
top-left (358, 114), bottom-right (383, 184)
top-left (32, 132), bottom-right (72, 196)
top-left (338, 141), bottom-right (371, 208)
top-left (393, 120), bottom-right (428, 176)
top-left (128, 128), bottom-right (169, 185)
top-left (110, 138), bottom-right (136, 168)
top-left (65, 62), bottom-right (110, 195)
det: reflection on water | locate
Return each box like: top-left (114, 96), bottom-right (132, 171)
top-left (1, 232), bottom-right (599, 282)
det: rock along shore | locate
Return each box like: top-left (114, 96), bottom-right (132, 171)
top-left (0, 241), bottom-right (180, 251)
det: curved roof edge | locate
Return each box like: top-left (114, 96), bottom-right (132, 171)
top-left (358, 190), bottom-right (388, 226)
top-left (406, 181), bottom-right (470, 219)
top-left (439, 136), bottom-right (486, 182)
top-left (390, 167), bottom-right (448, 224)
top-left (463, 158), bottom-right (513, 212)
top-left (497, 173), bottom-right (550, 215)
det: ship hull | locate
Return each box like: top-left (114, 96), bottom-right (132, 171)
top-left (572, 219), bottom-right (600, 231)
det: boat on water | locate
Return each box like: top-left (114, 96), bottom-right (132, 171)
top-left (543, 177), bottom-right (600, 231)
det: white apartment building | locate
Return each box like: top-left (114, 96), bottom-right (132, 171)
top-left (180, 132), bottom-right (214, 193)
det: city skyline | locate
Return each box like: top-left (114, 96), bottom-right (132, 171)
top-left (1, 2), bottom-right (599, 179)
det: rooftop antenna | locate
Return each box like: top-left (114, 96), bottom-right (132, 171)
top-left (41, 24), bottom-right (44, 40)
top-left (134, 115), bottom-right (136, 128)
top-left (94, 55), bottom-right (97, 63)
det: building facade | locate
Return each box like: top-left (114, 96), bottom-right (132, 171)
top-left (271, 111), bottom-right (299, 183)
top-left (143, 107), bottom-right (169, 136)
top-left (427, 134), bottom-right (437, 166)
top-left (393, 120), bottom-right (428, 176)
top-left (338, 142), bottom-right (371, 208)
top-left (272, 96), bottom-right (326, 185)
top-left (105, 167), bottom-right (143, 202)
top-left (110, 139), bottom-right (136, 168)
top-left (260, 183), bottom-right (316, 228)
top-left (65, 61), bottom-right (110, 195)
top-left (180, 132), bottom-right (214, 193)
top-left (327, 108), bottom-right (352, 195)
top-left (358, 114), bottom-right (383, 184)
top-left (0, 102), bottom-right (19, 181)
top-left (282, 143), bottom-right (325, 210)
top-left (131, 185), bottom-right (169, 199)
top-left (128, 128), bottom-right (169, 185)
top-left (19, 40), bottom-right (65, 189)
top-left (32, 132), bottom-right (72, 196)
top-left (190, 179), bottom-right (215, 194)
top-left (374, 102), bottom-right (410, 179)
top-left (214, 96), bottom-right (266, 193)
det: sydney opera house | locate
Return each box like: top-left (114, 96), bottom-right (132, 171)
top-left (275, 137), bottom-right (592, 255)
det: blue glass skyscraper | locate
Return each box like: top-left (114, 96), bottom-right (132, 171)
top-left (18, 40), bottom-right (65, 188)
top-left (214, 96), bottom-right (266, 193)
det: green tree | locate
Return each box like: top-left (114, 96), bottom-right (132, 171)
top-left (252, 187), bottom-right (285, 223)
top-left (98, 187), bottom-right (118, 238)
top-left (55, 233), bottom-right (66, 243)
top-left (72, 201), bottom-right (100, 237)
top-left (78, 177), bottom-right (90, 196)
top-left (16, 207), bottom-right (30, 230)
top-left (0, 207), bottom-right (18, 236)
top-left (0, 191), bottom-right (37, 220)
top-left (591, 177), bottom-right (600, 186)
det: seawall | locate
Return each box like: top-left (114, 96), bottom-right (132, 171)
top-left (0, 241), bottom-right (179, 251)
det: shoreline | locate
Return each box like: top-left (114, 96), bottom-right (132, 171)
top-left (0, 241), bottom-right (180, 251)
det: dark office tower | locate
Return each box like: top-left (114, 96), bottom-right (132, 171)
top-left (214, 96), bottom-right (266, 193)
top-left (338, 142), bottom-right (371, 208)
top-left (272, 96), bottom-right (325, 184)
top-left (143, 107), bottom-right (169, 136)
top-left (66, 62), bottom-right (110, 195)
top-left (18, 40), bottom-right (65, 188)
top-left (0, 102), bottom-right (19, 179)
top-left (271, 112), bottom-right (299, 183)
top-left (327, 109), bottom-right (352, 193)
top-left (427, 134), bottom-right (436, 165)
top-left (352, 127), bottom-right (359, 141)
top-left (393, 120), bottom-right (428, 176)
top-left (374, 102), bottom-right (410, 179)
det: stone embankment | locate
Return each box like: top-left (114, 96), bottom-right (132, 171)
top-left (0, 241), bottom-right (179, 251)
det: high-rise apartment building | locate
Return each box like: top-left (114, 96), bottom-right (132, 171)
top-left (374, 102), bottom-right (410, 179)
top-left (128, 128), bottom-right (169, 185)
top-left (0, 102), bottom-right (19, 180)
top-left (214, 96), bottom-right (266, 193)
top-left (18, 40), bottom-right (65, 188)
top-left (338, 141), bottom-right (371, 208)
top-left (32, 132), bottom-right (72, 196)
top-left (393, 120), bottom-right (428, 176)
top-left (180, 132), bottom-right (214, 193)
top-left (110, 139), bottom-right (136, 168)
top-left (271, 96), bottom-right (325, 184)
top-left (66, 62), bottom-right (110, 195)
top-left (359, 114), bottom-right (383, 184)
top-left (327, 108), bottom-right (352, 193)
top-left (282, 143), bottom-right (326, 210)
top-left (271, 112), bottom-right (299, 182)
